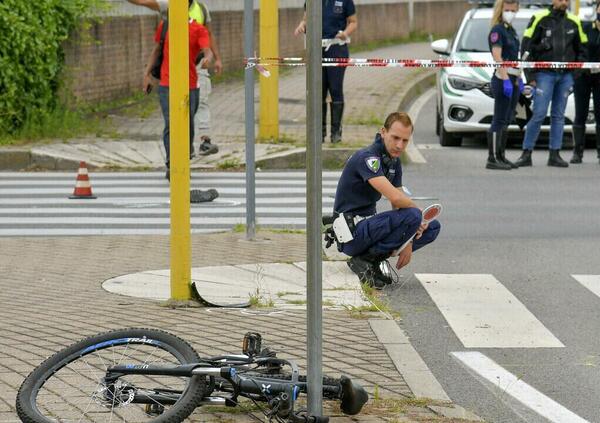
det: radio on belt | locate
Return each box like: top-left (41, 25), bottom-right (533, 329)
top-left (332, 214), bottom-right (354, 243)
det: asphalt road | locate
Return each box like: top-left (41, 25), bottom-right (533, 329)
top-left (386, 90), bottom-right (600, 422)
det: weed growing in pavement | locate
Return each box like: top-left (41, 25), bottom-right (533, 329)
top-left (343, 283), bottom-right (401, 320)
top-left (346, 114), bottom-right (384, 127)
top-left (217, 158), bottom-right (242, 170)
top-left (285, 299), bottom-right (307, 305)
top-left (248, 265), bottom-right (275, 308)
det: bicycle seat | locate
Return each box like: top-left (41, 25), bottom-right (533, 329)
top-left (339, 375), bottom-right (368, 415)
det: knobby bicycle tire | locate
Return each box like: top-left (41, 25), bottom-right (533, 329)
top-left (16, 328), bottom-right (206, 423)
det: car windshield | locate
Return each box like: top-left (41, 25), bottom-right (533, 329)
top-left (456, 18), bottom-right (530, 53)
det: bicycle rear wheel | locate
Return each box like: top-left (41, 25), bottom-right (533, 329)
top-left (16, 328), bottom-right (206, 423)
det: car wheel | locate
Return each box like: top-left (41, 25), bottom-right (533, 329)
top-left (438, 109), bottom-right (462, 147)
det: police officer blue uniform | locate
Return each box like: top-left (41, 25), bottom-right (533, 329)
top-left (295, 1), bottom-right (357, 144)
top-left (571, 16), bottom-right (600, 164)
top-left (322, 0), bottom-right (355, 144)
top-left (333, 127), bottom-right (441, 289)
top-left (487, 15), bottom-right (521, 170)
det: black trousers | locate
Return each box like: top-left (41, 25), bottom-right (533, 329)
top-left (322, 44), bottom-right (349, 103)
top-left (573, 73), bottom-right (600, 130)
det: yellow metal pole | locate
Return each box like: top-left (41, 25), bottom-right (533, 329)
top-left (169, 0), bottom-right (192, 300)
top-left (259, 0), bottom-right (279, 141)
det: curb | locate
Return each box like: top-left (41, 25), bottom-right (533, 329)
top-left (0, 71), bottom-right (437, 171)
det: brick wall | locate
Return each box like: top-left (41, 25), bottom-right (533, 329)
top-left (61, 1), bottom-right (469, 103)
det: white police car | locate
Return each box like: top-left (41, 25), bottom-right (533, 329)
top-left (432, 4), bottom-right (593, 146)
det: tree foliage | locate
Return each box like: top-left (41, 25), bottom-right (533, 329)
top-left (0, 0), bottom-right (104, 135)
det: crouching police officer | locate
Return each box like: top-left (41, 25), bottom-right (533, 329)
top-left (330, 112), bottom-right (441, 289)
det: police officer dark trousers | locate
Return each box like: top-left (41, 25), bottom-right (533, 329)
top-left (324, 43), bottom-right (348, 144)
top-left (487, 0), bottom-right (522, 170)
top-left (571, 13), bottom-right (600, 164)
top-left (295, 0), bottom-right (357, 143)
top-left (331, 112), bottom-right (441, 289)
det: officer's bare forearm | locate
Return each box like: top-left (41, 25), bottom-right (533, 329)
top-left (391, 192), bottom-right (418, 210)
top-left (344, 15), bottom-right (357, 37)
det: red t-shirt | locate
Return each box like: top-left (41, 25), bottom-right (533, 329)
top-left (154, 19), bottom-right (210, 89)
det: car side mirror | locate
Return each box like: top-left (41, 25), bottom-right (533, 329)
top-left (431, 39), bottom-right (450, 56)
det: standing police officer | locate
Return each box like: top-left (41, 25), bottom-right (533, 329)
top-left (295, 0), bottom-right (357, 143)
top-left (331, 112), bottom-right (441, 289)
top-left (570, 1), bottom-right (600, 164)
top-left (515, 0), bottom-right (588, 168)
top-left (487, 0), bottom-right (522, 170)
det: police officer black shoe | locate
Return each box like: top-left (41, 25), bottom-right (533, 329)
top-left (486, 157), bottom-right (511, 170)
top-left (498, 130), bottom-right (518, 168)
top-left (347, 256), bottom-right (387, 290)
top-left (570, 125), bottom-right (585, 164)
top-left (486, 132), bottom-right (511, 170)
top-left (165, 168), bottom-right (170, 181)
top-left (548, 149), bottom-right (569, 167)
top-left (570, 153), bottom-right (583, 164)
top-left (514, 149), bottom-right (532, 167)
top-left (330, 102), bottom-right (344, 144)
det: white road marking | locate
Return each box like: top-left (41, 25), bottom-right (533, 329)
top-left (452, 352), bottom-right (589, 423)
top-left (571, 275), bottom-right (600, 298)
top-left (415, 274), bottom-right (564, 348)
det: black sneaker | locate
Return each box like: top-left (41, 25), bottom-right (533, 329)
top-left (198, 137), bottom-right (219, 156)
top-left (190, 188), bottom-right (219, 203)
top-left (165, 169), bottom-right (170, 181)
top-left (373, 260), bottom-right (394, 285)
top-left (347, 256), bottom-right (387, 290)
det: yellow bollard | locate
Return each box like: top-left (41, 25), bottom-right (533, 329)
top-left (259, 0), bottom-right (279, 141)
top-left (169, 0), bottom-right (192, 300)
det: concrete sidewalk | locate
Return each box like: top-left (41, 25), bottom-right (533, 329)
top-left (1, 42), bottom-right (435, 171)
top-left (0, 231), bottom-right (482, 422)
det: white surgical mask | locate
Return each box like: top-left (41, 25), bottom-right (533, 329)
top-left (503, 11), bottom-right (516, 24)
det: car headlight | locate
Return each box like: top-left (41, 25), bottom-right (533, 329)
top-left (448, 76), bottom-right (484, 91)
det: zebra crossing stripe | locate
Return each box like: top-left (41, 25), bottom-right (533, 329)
top-left (571, 275), bottom-right (600, 299)
top-left (452, 352), bottom-right (589, 423)
top-left (415, 274), bottom-right (564, 348)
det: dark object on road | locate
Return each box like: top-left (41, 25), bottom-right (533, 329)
top-left (191, 281), bottom-right (250, 308)
top-left (191, 188), bottom-right (219, 203)
top-left (198, 137), bottom-right (219, 155)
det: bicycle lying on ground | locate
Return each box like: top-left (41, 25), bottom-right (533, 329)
top-left (16, 329), bottom-right (368, 423)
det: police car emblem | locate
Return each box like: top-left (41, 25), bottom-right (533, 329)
top-left (365, 157), bottom-right (380, 173)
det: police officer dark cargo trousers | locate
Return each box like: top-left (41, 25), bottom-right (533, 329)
top-left (340, 208), bottom-right (441, 258)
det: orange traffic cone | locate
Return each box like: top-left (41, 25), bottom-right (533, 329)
top-left (69, 161), bottom-right (97, 199)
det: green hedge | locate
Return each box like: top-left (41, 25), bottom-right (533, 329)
top-left (0, 0), bottom-right (103, 136)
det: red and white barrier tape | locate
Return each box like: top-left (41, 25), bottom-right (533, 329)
top-left (245, 57), bottom-right (600, 70)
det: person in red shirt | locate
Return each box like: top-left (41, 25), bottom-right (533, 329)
top-left (144, 3), bottom-right (212, 180)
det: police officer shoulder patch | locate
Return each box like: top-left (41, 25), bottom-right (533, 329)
top-left (365, 156), bottom-right (381, 173)
top-left (490, 31), bottom-right (499, 43)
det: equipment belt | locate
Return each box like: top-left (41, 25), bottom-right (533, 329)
top-left (353, 214), bottom-right (374, 225)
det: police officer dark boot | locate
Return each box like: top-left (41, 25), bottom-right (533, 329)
top-left (322, 102), bottom-right (327, 143)
top-left (548, 149), bottom-right (569, 167)
top-left (330, 102), bottom-right (344, 144)
top-left (347, 255), bottom-right (387, 290)
top-left (486, 132), bottom-right (511, 170)
top-left (569, 125), bottom-right (585, 164)
top-left (514, 149), bottom-right (532, 167)
top-left (498, 129), bottom-right (518, 168)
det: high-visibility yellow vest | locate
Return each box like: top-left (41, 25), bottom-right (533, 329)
top-left (189, 1), bottom-right (205, 25)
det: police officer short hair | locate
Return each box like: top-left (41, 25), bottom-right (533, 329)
top-left (383, 112), bottom-right (414, 133)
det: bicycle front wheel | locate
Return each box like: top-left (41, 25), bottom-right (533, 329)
top-left (16, 328), bottom-right (206, 423)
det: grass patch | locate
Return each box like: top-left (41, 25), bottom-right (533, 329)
top-left (346, 114), bottom-right (384, 127)
top-left (0, 90), bottom-right (161, 146)
top-left (217, 158), bottom-right (242, 170)
top-left (286, 299), bottom-right (307, 305)
top-left (268, 227), bottom-right (306, 234)
top-left (276, 291), bottom-right (299, 298)
top-left (344, 283), bottom-right (401, 319)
